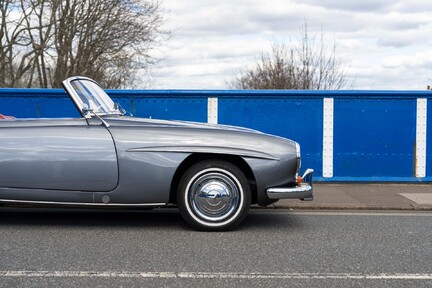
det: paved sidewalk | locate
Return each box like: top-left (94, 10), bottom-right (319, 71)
top-left (266, 183), bottom-right (432, 211)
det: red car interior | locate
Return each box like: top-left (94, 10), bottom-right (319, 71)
top-left (0, 114), bottom-right (15, 119)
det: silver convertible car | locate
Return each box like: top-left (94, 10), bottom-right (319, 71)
top-left (0, 77), bottom-right (313, 231)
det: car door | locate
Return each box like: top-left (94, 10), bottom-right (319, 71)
top-left (0, 118), bottom-right (118, 192)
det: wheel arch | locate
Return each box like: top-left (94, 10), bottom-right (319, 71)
top-left (169, 153), bottom-right (257, 205)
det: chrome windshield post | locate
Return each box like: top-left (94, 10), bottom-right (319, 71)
top-left (82, 106), bottom-right (110, 128)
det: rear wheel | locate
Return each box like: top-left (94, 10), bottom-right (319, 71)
top-left (177, 160), bottom-right (251, 231)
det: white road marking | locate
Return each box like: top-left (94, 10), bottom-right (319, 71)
top-left (0, 271), bottom-right (431, 280)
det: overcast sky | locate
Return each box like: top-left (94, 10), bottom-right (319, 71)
top-left (151, 0), bottom-right (432, 90)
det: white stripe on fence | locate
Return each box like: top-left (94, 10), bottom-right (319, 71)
top-left (207, 97), bottom-right (218, 124)
top-left (323, 98), bottom-right (334, 178)
top-left (416, 98), bottom-right (427, 178)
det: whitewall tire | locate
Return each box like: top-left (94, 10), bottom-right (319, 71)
top-left (177, 160), bottom-right (251, 231)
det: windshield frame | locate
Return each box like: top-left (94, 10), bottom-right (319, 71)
top-left (62, 76), bottom-right (122, 118)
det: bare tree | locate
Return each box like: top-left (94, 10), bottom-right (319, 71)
top-left (1, 0), bottom-right (39, 87)
top-left (0, 0), bottom-right (14, 87)
top-left (229, 23), bottom-right (351, 90)
top-left (0, 0), bottom-right (167, 88)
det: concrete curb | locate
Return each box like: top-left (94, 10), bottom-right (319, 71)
top-left (252, 183), bottom-right (432, 211)
top-left (252, 205), bottom-right (432, 211)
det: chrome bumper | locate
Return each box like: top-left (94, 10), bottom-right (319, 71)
top-left (266, 169), bottom-right (314, 201)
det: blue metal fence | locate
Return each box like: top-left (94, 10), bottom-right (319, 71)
top-left (1, 88), bottom-right (431, 182)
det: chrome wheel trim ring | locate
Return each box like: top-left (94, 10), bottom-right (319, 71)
top-left (184, 168), bottom-right (244, 226)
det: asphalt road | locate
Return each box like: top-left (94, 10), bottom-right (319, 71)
top-left (0, 208), bottom-right (431, 288)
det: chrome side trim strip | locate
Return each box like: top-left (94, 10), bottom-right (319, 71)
top-left (0, 199), bottom-right (166, 207)
top-left (126, 145), bottom-right (280, 161)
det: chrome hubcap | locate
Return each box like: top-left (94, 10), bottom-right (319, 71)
top-left (188, 171), bottom-right (240, 222)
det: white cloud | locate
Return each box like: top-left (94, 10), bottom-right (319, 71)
top-left (382, 51), bottom-right (432, 69)
top-left (393, 0), bottom-right (432, 12)
top-left (149, 0), bottom-right (432, 90)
